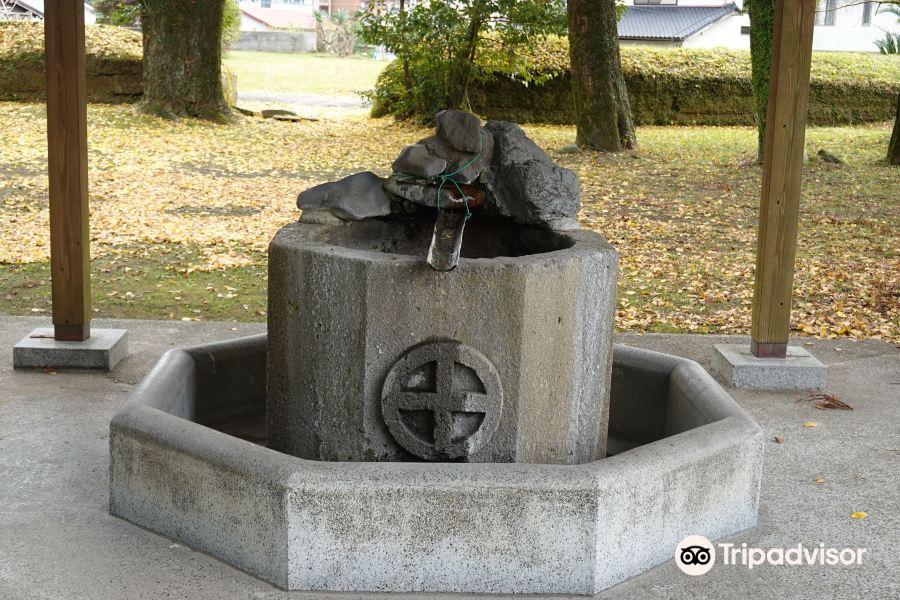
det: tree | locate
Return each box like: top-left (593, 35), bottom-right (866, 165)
top-left (359, 0), bottom-right (566, 119)
top-left (398, 0), bottom-right (412, 97)
top-left (877, 3), bottom-right (900, 164)
top-left (567, 0), bottom-right (635, 151)
top-left (139, 0), bottom-right (231, 121)
top-left (314, 9), bottom-right (358, 57)
top-left (96, 0), bottom-right (240, 51)
top-left (222, 0), bottom-right (242, 51)
top-left (94, 0), bottom-right (141, 26)
top-left (889, 91), bottom-right (900, 165)
top-left (747, 0), bottom-right (775, 163)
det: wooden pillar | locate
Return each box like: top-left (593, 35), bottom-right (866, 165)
top-left (45, 0), bottom-right (91, 341)
top-left (750, 0), bottom-right (816, 358)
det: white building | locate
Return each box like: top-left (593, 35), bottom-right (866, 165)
top-left (810, 0), bottom-right (898, 51)
top-left (618, 0), bottom-right (900, 53)
top-left (236, 0), bottom-right (364, 31)
top-left (0, 0), bottom-right (95, 24)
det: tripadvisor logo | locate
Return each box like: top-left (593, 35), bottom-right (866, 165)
top-left (675, 535), bottom-right (867, 575)
top-left (675, 535), bottom-right (716, 576)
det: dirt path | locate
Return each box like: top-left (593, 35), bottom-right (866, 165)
top-left (236, 91), bottom-right (366, 109)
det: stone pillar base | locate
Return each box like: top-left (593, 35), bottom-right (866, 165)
top-left (711, 343), bottom-right (826, 390)
top-left (14, 328), bottom-right (128, 371)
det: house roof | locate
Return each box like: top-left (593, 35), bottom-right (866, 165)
top-left (7, 1), bottom-right (95, 17)
top-left (618, 3), bottom-right (739, 42)
top-left (12, 1), bottom-right (44, 16)
top-left (241, 7), bottom-right (316, 30)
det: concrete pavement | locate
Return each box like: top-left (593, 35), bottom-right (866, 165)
top-left (1, 316), bottom-right (897, 600)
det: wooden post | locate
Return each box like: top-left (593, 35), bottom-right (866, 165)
top-left (750, 0), bottom-right (816, 358)
top-left (45, 0), bottom-right (91, 341)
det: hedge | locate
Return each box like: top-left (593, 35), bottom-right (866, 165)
top-left (373, 37), bottom-right (900, 126)
top-left (0, 21), bottom-right (240, 106)
top-left (0, 22), bottom-right (143, 103)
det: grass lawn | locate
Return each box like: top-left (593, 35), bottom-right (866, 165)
top-left (0, 101), bottom-right (897, 340)
top-left (223, 51), bottom-right (389, 95)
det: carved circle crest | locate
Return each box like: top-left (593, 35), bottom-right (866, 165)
top-left (381, 341), bottom-right (503, 461)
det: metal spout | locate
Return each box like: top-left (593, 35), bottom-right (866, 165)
top-left (427, 209), bottom-right (466, 272)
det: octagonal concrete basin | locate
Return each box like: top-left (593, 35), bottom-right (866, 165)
top-left (109, 334), bottom-right (762, 596)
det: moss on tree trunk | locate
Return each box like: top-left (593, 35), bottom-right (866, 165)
top-left (567, 0), bottom-right (635, 151)
top-left (748, 0), bottom-right (775, 163)
top-left (889, 90), bottom-right (900, 166)
top-left (139, 0), bottom-right (230, 121)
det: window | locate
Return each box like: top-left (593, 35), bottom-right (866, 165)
top-left (862, 2), bottom-right (873, 26)
top-left (825, 0), bottom-right (837, 25)
top-left (816, 0), bottom-right (837, 26)
top-left (740, 25), bottom-right (750, 35)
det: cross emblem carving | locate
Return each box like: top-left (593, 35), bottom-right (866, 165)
top-left (382, 341), bottom-right (503, 461)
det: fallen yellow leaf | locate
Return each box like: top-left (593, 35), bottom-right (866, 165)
top-left (814, 477), bottom-right (826, 484)
top-left (0, 96), bottom-right (897, 340)
top-left (803, 421), bottom-right (818, 428)
top-left (850, 512), bottom-right (868, 519)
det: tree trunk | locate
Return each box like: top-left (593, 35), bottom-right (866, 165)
top-left (567, 0), bottom-right (636, 152)
top-left (447, 17), bottom-right (482, 110)
top-left (748, 0), bottom-right (775, 164)
top-left (399, 0), bottom-right (412, 95)
top-left (889, 89), bottom-right (900, 165)
top-left (139, 0), bottom-right (230, 121)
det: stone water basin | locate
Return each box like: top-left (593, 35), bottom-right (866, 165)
top-left (267, 218), bottom-right (619, 465)
top-left (109, 334), bottom-right (763, 596)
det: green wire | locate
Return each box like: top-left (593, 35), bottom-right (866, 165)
top-left (391, 131), bottom-right (484, 221)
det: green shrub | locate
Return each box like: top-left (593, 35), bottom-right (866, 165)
top-left (94, 0), bottom-right (141, 26)
top-left (876, 31), bottom-right (900, 54)
top-left (222, 0), bottom-right (242, 51)
top-left (221, 65), bottom-right (238, 106)
top-left (314, 9), bottom-right (358, 57)
top-left (0, 22), bottom-right (143, 102)
top-left (360, 0), bottom-right (566, 121)
top-left (372, 38), bottom-right (900, 126)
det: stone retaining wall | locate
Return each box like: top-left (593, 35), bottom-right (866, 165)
top-left (231, 30), bottom-right (316, 53)
top-left (467, 73), bottom-right (899, 127)
top-left (0, 54), bottom-right (143, 103)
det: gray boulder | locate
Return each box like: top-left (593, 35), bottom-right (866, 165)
top-left (385, 192), bottom-right (423, 216)
top-left (261, 109), bottom-right (297, 118)
top-left (419, 129), bottom-right (493, 185)
top-left (480, 121), bottom-right (580, 230)
top-left (297, 171), bottom-right (391, 221)
top-left (436, 109), bottom-right (483, 153)
top-left (391, 144), bottom-right (447, 179)
top-left (296, 208), bottom-right (344, 224)
top-left (817, 148), bottom-right (844, 164)
top-left (383, 177), bottom-right (455, 208)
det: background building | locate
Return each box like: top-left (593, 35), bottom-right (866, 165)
top-left (237, 0), bottom-right (365, 31)
top-left (0, 0), bottom-right (95, 24)
top-left (618, 0), bottom-right (900, 53)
